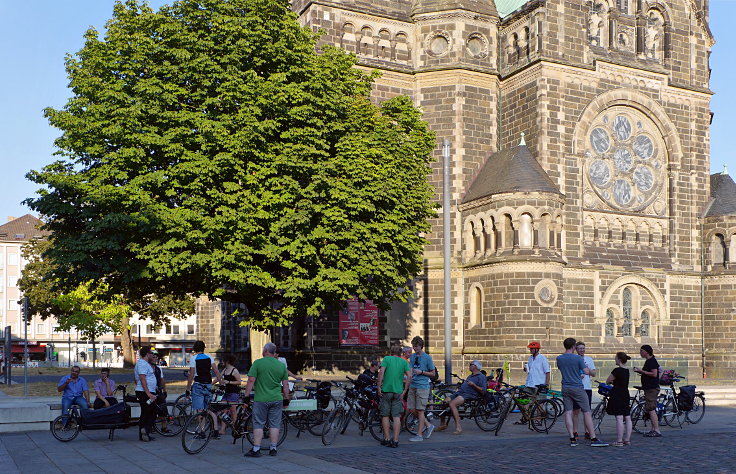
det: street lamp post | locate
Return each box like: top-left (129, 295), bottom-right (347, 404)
top-left (442, 139), bottom-right (453, 384)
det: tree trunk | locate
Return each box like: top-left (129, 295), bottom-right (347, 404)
top-left (121, 315), bottom-right (135, 368)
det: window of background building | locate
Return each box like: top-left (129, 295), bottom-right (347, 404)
top-left (8, 299), bottom-right (17, 310)
top-left (187, 324), bottom-right (195, 335)
top-left (147, 324), bottom-right (154, 334)
top-left (8, 253), bottom-right (18, 265)
top-left (7, 276), bottom-right (18, 287)
top-left (37, 323), bottom-right (44, 333)
top-left (172, 325), bottom-right (180, 335)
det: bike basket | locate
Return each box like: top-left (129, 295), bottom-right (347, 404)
top-left (598, 383), bottom-right (613, 396)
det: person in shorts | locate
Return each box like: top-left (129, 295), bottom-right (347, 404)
top-left (243, 343), bottom-right (290, 457)
top-left (186, 340), bottom-right (223, 413)
top-left (377, 344), bottom-right (411, 448)
top-left (215, 353), bottom-right (242, 438)
top-left (557, 337), bottom-right (607, 447)
top-left (633, 344), bottom-right (662, 437)
top-left (436, 360), bottom-right (486, 435)
top-left (407, 336), bottom-right (436, 442)
top-left (571, 341), bottom-right (596, 440)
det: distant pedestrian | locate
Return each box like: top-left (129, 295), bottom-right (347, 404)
top-left (571, 341), bottom-right (596, 440)
top-left (377, 344), bottom-right (411, 448)
top-left (407, 336), bottom-right (436, 442)
top-left (633, 344), bottom-right (662, 437)
top-left (606, 352), bottom-right (632, 446)
top-left (557, 337), bottom-right (608, 447)
top-left (243, 343), bottom-right (290, 457)
top-left (134, 346), bottom-right (158, 442)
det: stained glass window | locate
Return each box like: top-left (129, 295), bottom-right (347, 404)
top-left (640, 310), bottom-right (650, 337)
top-left (622, 287), bottom-right (632, 336)
top-left (605, 309), bottom-right (615, 336)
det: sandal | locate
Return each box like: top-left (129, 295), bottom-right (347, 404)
top-left (436, 425), bottom-right (448, 432)
top-left (611, 441), bottom-right (624, 447)
top-left (452, 430), bottom-right (463, 435)
top-left (623, 441), bottom-right (631, 446)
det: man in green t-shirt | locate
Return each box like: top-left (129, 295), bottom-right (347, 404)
top-left (243, 342), bottom-right (290, 457)
top-left (377, 344), bottom-right (411, 448)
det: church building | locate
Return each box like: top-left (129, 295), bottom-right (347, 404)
top-left (277, 0), bottom-right (736, 378)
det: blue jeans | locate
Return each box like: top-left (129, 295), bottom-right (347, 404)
top-left (191, 383), bottom-right (211, 411)
top-left (61, 396), bottom-right (88, 419)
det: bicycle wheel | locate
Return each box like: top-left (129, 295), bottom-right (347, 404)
top-left (181, 412), bottom-right (214, 454)
top-left (306, 409), bottom-right (328, 436)
top-left (529, 401), bottom-right (555, 433)
top-left (474, 396), bottom-right (504, 432)
top-left (549, 397), bottom-right (565, 418)
top-left (367, 408), bottom-right (384, 442)
top-left (153, 402), bottom-right (186, 436)
top-left (321, 406), bottom-right (345, 446)
top-left (685, 394), bottom-right (705, 424)
top-left (245, 413), bottom-right (288, 447)
top-left (591, 399), bottom-right (606, 434)
top-left (631, 402), bottom-right (651, 434)
top-left (50, 415), bottom-right (80, 442)
top-left (340, 406), bottom-right (354, 435)
top-left (494, 396), bottom-right (514, 436)
top-left (662, 398), bottom-right (684, 428)
top-left (174, 394), bottom-right (193, 417)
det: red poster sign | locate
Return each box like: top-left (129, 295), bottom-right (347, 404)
top-left (339, 298), bottom-right (379, 346)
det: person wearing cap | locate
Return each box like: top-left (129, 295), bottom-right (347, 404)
top-left (524, 341), bottom-right (550, 391)
top-left (436, 360), bottom-right (486, 435)
top-left (633, 344), bottom-right (661, 437)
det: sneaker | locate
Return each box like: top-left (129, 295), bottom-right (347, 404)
top-left (590, 438), bottom-right (609, 447)
top-left (584, 432), bottom-right (591, 440)
top-left (423, 424), bottom-right (435, 439)
top-left (381, 439), bottom-right (391, 447)
top-left (244, 448), bottom-right (262, 457)
top-left (269, 448), bottom-right (277, 456)
top-left (390, 440), bottom-right (399, 448)
top-left (570, 438), bottom-right (578, 447)
top-left (409, 435), bottom-right (424, 442)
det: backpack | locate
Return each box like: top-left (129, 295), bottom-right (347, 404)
top-left (678, 385), bottom-right (696, 411)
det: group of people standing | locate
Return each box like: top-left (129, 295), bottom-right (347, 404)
top-left (526, 338), bottom-right (662, 447)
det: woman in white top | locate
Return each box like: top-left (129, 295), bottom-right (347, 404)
top-left (134, 346), bottom-right (158, 442)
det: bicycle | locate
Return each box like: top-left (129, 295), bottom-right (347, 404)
top-left (321, 381), bottom-right (363, 445)
top-left (403, 378), bottom-right (457, 435)
top-left (591, 381), bottom-right (613, 434)
top-left (493, 383), bottom-right (558, 435)
top-left (285, 379), bottom-right (332, 437)
top-left (181, 385), bottom-right (287, 454)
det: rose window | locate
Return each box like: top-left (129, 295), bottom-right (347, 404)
top-left (584, 107), bottom-right (665, 212)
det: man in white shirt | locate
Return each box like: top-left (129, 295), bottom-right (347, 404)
top-left (572, 341), bottom-right (597, 441)
top-left (524, 341), bottom-right (550, 389)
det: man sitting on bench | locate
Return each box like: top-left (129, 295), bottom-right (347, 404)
top-left (58, 366), bottom-right (90, 420)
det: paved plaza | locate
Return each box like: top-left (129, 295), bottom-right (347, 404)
top-left (1, 405), bottom-right (735, 473)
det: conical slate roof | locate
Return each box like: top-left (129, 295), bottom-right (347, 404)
top-left (705, 171), bottom-right (736, 217)
top-left (461, 144), bottom-right (562, 204)
top-left (412, 0), bottom-right (498, 16)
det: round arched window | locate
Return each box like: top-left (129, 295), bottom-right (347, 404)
top-left (584, 106), bottom-right (666, 212)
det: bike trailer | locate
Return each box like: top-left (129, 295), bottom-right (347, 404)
top-left (678, 385), bottom-right (696, 411)
top-left (80, 402), bottom-right (129, 426)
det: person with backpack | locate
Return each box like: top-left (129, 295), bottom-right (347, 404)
top-left (633, 344), bottom-right (662, 437)
top-left (407, 336), bottom-right (436, 442)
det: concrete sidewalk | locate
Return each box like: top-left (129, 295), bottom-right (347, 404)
top-left (1, 404), bottom-right (735, 473)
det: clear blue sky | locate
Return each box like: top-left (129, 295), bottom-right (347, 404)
top-left (1, 1), bottom-right (735, 221)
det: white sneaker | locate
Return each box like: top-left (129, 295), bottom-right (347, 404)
top-left (423, 424), bottom-right (435, 439)
top-left (409, 435), bottom-right (424, 442)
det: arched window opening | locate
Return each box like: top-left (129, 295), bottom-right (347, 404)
top-left (519, 213), bottom-right (533, 248)
top-left (503, 214), bottom-right (513, 249)
top-left (539, 214), bottom-right (550, 247)
top-left (469, 286), bottom-right (482, 328)
top-left (640, 310), bottom-right (650, 337)
top-left (713, 234), bottom-right (726, 266)
top-left (605, 309), bottom-right (615, 337)
top-left (486, 217), bottom-right (496, 253)
top-left (621, 287), bottom-right (632, 336)
top-left (479, 219), bottom-right (488, 254)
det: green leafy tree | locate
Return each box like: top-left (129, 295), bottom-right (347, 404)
top-left (26, 0), bottom-right (436, 330)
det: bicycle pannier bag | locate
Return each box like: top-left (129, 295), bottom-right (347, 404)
top-left (80, 402), bottom-right (128, 425)
top-left (678, 385), bottom-right (696, 411)
top-left (316, 381), bottom-right (332, 409)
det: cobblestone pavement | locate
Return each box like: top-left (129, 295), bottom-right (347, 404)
top-left (1, 405), bottom-right (735, 473)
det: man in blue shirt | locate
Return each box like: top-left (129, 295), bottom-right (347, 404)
top-left (557, 337), bottom-right (607, 447)
top-left (407, 336), bottom-right (436, 442)
top-left (436, 360), bottom-right (486, 435)
top-left (57, 366), bottom-right (89, 420)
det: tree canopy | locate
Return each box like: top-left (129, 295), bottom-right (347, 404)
top-left (26, 0), bottom-right (436, 328)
